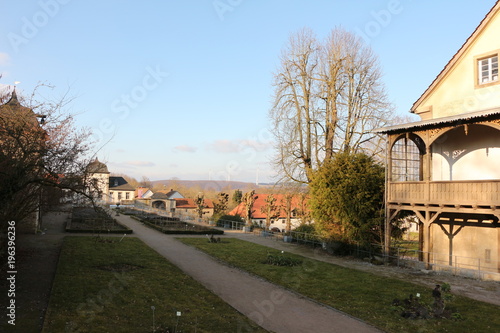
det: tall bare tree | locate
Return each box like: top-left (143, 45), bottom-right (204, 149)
top-left (270, 27), bottom-right (320, 183)
top-left (270, 27), bottom-right (394, 183)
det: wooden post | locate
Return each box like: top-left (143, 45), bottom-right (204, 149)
top-left (384, 137), bottom-right (391, 258)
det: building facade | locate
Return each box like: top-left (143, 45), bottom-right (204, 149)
top-left (87, 160), bottom-right (135, 205)
top-left (229, 193), bottom-right (309, 232)
top-left (109, 176), bottom-right (135, 205)
top-left (379, 1), bottom-right (500, 279)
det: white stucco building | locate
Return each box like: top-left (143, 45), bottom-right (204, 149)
top-left (86, 159), bottom-right (135, 205)
top-left (378, 1), bottom-right (500, 279)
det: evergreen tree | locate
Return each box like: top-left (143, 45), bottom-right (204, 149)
top-left (309, 152), bottom-right (385, 247)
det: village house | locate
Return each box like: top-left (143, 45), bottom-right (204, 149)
top-left (86, 159), bottom-right (135, 205)
top-left (134, 186), bottom-right (154, 206)
top-left (378, 1), bottom-right (500, 279)
top-left (150, 189), bottom-right (184, 213)
top-left (109, 176), bottom-right (135, 205)
top-left (136, 187), bottom-right (154, 199)
top-left (173, 198), bottom-right (214, 220)
top-left (86, 158), bottom-right (110, 203)
top-left (229, 193), bottom-right (309, 232)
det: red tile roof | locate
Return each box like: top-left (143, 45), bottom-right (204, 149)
top-left (174, 198), bottom-right (214, 209)
top-left (228, 193), bottom-right (308, 219)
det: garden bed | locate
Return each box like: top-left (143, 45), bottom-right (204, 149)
top-left (125, 209), bottom-right (223, 235)
top-left (66, 206), bottom-right (132, 234)
top-left (142, 218), bottom-right (223, 235)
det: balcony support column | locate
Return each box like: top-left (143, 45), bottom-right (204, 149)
top-left (424, 210), bottom-right (432, 269)
top-left (415, 209), bottom-right (441, 269)
top-left (424, 146), bottom-right (431, 202)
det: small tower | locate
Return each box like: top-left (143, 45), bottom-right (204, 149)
top-left (0, 88), bottom-right (45, 233)
top-left (86, 158), bottom-right (110, 202)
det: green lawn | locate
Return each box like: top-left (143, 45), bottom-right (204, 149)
top-left (42, 236), bottom-right (267, 333)
top-left (179, 238), bottom-right (500, 333)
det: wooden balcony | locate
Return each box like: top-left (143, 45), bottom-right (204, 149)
top-left (388, 180), bottom-right (500, 209)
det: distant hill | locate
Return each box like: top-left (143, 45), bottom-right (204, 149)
top-left (151, 179), bottom-right (276, 192)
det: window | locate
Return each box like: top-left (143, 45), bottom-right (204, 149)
top-left (118, 192), bottom-right (122, 200)
top-left (126, 192), bottom-right (130, 200)
top-left (485, 249), bottom-right (491, 263)
top-left (391, 137), bottom-right (423, 182)
top-left (478, 55), bottom-right (498, 85)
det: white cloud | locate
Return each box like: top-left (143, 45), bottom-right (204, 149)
top-left (239, 139), bottom-right (272, 152)
top-left (206, 139), bottom-right (272, 154)
top-left (206, 139), bottom-right (240, 153)
top-left (173, 145), bottom-right (197, 153)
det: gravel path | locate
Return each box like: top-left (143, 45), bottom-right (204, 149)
top-left (115, 214), bottom-right (382, 333)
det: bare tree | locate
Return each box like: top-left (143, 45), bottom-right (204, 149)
top-left (270, 27), bottom-right (394, 183)
top-left (0, 84), bottom-right (96, 235)
top-left (260, 194), bottom-right (280, 231)
top-left (242, 190), bottom-right (256, 226)
top-left (295, 192), bottom-right (311, 225)
top-left (270, 27), bottom-right (320, 183)
top-left (213, 192), bottom-right (229, 216)
top-left (280, 194), bottom-right (294, 232)
top-left (194, 194), bottom-right (207, 219)
top-left (139, 175), bottom-right (153, 188)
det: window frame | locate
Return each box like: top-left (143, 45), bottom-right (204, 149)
top-left (391, 136), bottom-right (424, 182)
top-left (475, 51), bottom-right (499, 88)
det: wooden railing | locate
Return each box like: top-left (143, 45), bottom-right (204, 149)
top-left (388, 180), bottom-right (500, 206)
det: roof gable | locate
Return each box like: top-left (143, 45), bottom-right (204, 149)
top-left (136, 187), bottom-right (153, 198)
top-left (152, 190), bottom-right (184, 200)
top-left (174, 198), bottom-right (195, 209)
top-left (109, 176), bottom-right (135, 191)
top-left (412, 1), bottom-right (500, 118)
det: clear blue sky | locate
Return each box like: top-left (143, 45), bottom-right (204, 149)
top-left (0, 0), bottom-right (497, 183)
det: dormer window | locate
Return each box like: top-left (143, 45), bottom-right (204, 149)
top-left (478, 55), bottom-right (498, 85)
